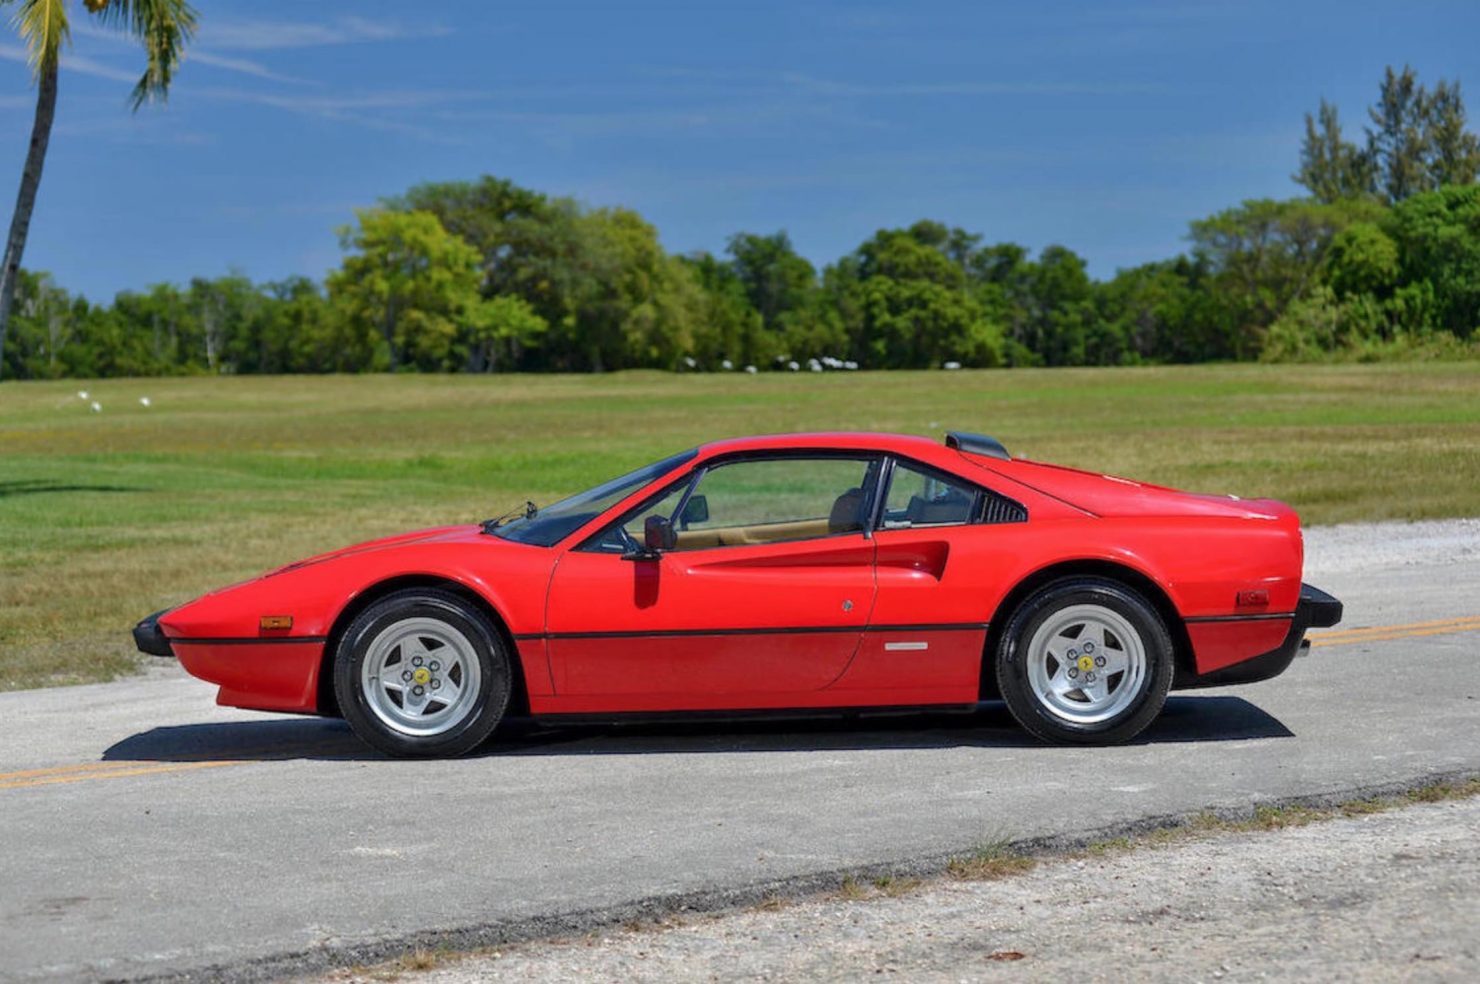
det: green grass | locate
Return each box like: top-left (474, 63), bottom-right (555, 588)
top-left (3, 363), bottom-right (1480, 690)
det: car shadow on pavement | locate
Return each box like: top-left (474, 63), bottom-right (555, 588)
top-left (102, 695), bottom-right (1292, 763)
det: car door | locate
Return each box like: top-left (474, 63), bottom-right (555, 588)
top-left (830, 456), bottom-right (1020, 701)
top-left (544, 454), bottom-right (881, 709)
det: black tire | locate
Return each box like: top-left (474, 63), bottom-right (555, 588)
top-left (995, 577), bottom-right (1173, 745)
top-left (334, 588), bottom-right (511, 757)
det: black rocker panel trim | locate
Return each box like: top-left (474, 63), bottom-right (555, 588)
top-left (1183, 612), bottom-right (1297, 624)
top-left (512, 621), bottom-right (990, 642)
top-left (171, 635), bottom-right (329, 646)
top-left (530, 703), bottom-right (983, 726)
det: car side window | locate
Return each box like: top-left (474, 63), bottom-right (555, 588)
top-left (678, 457), bottom-right (875, 546)
top-left (881, 460), bottom-right (980, 529)
top-left (588, 455), bottom-right (878, 553)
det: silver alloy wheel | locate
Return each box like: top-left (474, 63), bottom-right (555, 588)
top-left (1025, 603), bottom-right (1147, 725)
top-left (360, 616), bottom-right (483, 737)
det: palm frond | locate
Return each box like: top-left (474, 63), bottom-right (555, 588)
top-left (88, 0), bottom-right (198, 109)
top-left (12, 0), bottom-right (69, 75)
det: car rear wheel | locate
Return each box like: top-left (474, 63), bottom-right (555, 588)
top-left (334, 589), bottom-right (511, 757)
top-left (995, 577), bottom-right (1173, 744)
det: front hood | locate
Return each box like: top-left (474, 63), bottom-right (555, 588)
top-left (979, 458), bottom-right (1295, 522)
top-left (264, 525), bottom-right (478, 578)
top-left (158, 523), bottom-right (528, 641)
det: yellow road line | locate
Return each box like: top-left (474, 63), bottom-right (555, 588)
top-left (0, 759), bottom-right (165, 782)
top-left (1313, 614), bottom-right (1480, 640)
top-left (0, 760), bottom-right (241, 790)
top-left (1309, 616), bottom-right (1480, 648)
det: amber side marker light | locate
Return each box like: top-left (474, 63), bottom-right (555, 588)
top-left (260, 615), bottom-right (293, 631)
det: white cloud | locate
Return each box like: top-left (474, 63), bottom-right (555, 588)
top-left (71, 21), bottom-right (306, 84)
top-left (202, 16), bottom-right (451, 51)
top-left (0, 42), bottom-right (137, 84)
top-left (778, 71), bottom-right (1158, 98)
top-left (185, 51), bottom-right (304, 84)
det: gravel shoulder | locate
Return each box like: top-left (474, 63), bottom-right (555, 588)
top-left (321, 795), bottom-right (1480, 983)
top-left (1301, 517), bottom-right (1480, 576)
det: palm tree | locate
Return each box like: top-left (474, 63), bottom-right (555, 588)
top-left (0, 0), bottom-right (196, 380)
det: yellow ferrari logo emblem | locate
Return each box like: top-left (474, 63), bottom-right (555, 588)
top-left (1077, 655), bottom-right (1095, 672)
top-left (412, 667), bottom-right (431, 685)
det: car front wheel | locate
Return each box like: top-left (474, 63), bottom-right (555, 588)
top-left (995, 577), bottom-right (1173, 744)
top-left (334, 588), bottom-right (511, 757)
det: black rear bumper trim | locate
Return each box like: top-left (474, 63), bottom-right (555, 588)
top-left (1299, 582), bottom-right (1343, 628)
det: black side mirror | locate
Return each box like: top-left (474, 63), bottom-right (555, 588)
top-left (645, 515), bottom-right (677, 551)
top-left (679, 494), bottom-right (709, 527)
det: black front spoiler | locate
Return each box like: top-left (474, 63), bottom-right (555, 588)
top-left (132, 610), bottom-right (175, 657)
top-left (1176, 582), bottom-right (1343, 689)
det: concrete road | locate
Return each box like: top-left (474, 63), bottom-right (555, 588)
top-left (3, 521), bottom-right (1479, 982)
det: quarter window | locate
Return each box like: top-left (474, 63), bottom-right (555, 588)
top-left (881, 460), bottom-right (980, 528)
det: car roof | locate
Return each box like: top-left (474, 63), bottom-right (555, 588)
top-left (696, 431), bottom-right (953, 459)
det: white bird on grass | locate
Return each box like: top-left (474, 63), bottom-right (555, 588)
top-left (77, 390), bottom-right (89, 400)
top-left (90, 401), bottom-right (102, 413)
top-left (139, 397), bottom-right (152, 407)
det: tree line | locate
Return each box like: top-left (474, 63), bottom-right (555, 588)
top-left (3, 65), bottom-right (1478, 381)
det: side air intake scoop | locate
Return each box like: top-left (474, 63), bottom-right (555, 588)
top-left (944, 431), bottom-right (1010, 460)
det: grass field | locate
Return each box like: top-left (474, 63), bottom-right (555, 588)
top-left (3, 363), bottom-right (1480, 691)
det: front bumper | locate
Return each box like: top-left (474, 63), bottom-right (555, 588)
top-left (1179, 582), bottom-right (1342, 688)
top-left (132, 610), bottom-right (174, 657)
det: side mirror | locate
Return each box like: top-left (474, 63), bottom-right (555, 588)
top-left (645, 515), bottom-right (677, 551)
top-left (679, 494), bottom-right (709, 527)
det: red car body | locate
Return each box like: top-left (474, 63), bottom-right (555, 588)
top-left (135, 432), bottom-right (1340, 728)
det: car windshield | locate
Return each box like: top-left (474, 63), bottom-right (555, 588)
top-left (487, 449), bottom-right (698, 547)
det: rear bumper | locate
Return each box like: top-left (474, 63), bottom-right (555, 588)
top-left (1177, 582), bottom-right (1342, 689)
top-left (132, 610), bottom-right (175, 657)
top-left (1299, 582), bottom-right (1343, 628)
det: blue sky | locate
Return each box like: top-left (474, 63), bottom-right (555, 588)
top-left (2, 0), bottom-right (1476, 301)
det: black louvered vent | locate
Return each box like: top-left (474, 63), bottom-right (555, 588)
top-left (981, 490), bottom-right (1028, 525)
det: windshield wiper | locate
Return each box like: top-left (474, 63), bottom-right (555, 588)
top-left (481, 500), bottom-right (539, 534)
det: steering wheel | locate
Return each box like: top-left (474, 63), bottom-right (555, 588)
top-left (613, 522), bottom-right (642, 554)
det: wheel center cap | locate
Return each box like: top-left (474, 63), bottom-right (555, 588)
top-left (412, 667), bottom-right (432, 685)
top-left (1077, 655), bottom-right (1095, 672)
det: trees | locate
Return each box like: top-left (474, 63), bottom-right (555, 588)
top-left (681, 252), bottom-right (770, 368)
top-left (726, 232), bottom-right (818, 339)
top-left (1296, 66), bottom-right (1480, 204)
top-left (0, 0), bottom-right (196, 380)
top-left (1189, 198), bottom-right (1382, 358)
top-left (1295, 100), bottom-right (1375, 204)
top-left (830, 223), bottom-right (1003, 368)
top-left (1388, 185), bottom-right (1480, 339)
top-left (327, 210), bottom-right (488, 372)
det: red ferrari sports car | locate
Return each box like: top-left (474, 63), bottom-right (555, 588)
top-left (134, 431), bottom-right (1341, 756)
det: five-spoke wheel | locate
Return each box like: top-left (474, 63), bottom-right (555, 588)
top-left (996, 578), bottom-right (1173, 744)
top-left (334, 589), bottom-right (511, 757)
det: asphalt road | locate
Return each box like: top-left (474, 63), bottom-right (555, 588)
top-left (3, 520), bottom-right (1480, 982)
